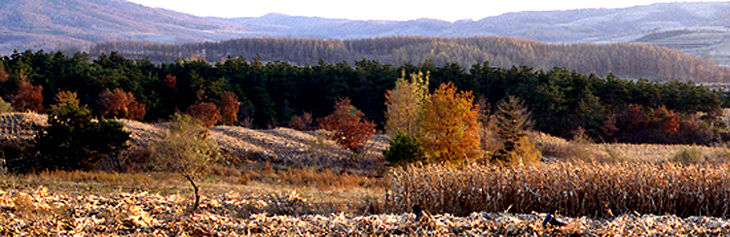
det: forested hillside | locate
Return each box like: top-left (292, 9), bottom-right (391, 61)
top-left (90, 36), bottom-right (730, 83)
top-left (1, 50), bottom-right (725, 144)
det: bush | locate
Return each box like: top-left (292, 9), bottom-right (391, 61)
top-left (671, 147), bottom-right (705, 164)
top-left (0, 98), bottom-right (12, 113)
top-left (318, 98), bottom-right (376, 154)
top-left (384, 131), bottom-right (426, 166)
top-left (31, 91), bottom-right (130, 172)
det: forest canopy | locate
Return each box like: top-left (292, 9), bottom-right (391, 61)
top-left (0, 50), bottom-right (726, 144)
top-left (89, 36), bottom-right (730, 83)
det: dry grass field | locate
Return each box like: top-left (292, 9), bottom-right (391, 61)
top-left (4, 112), bottom-right (730, 235)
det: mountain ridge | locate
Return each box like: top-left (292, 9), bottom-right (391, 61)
top-left (2, 0), bottom-right (730, 67)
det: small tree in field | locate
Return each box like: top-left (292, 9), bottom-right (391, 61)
top-left (151, 113), bottom-right (219, 213)
top-left (491, 96), bottom-right (541, 164)
top-left (186, 102), bottom-right (222, 127)
top-left (318, 98), bottom-right (376, 154)
top-left (418, 82), bottom-right (481, 164)
top-left (98, 88), bottom-right (146, 120)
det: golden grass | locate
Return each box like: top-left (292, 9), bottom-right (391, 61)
top-left (388, 162), bottom-right (730, 218)
top-left (533, 131), bottom-right (730, 163)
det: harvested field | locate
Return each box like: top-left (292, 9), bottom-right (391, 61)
top-left (2, 187), bottom-right (730, 236)
top-left (4, 112), bottom-right (730, 235)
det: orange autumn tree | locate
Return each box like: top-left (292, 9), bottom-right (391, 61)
top-left (418, 82), bottom-right (481, 164)
top-left (186, 102), bottom-right (221, 127)
top-left (13, 80), bottom-right (43, 113)
top-left (98, 88), bottom-right (146, 120)
top-left (318, 98), bottom-right (376, 154)
top-left (219, 91), bottom-right (240, 126)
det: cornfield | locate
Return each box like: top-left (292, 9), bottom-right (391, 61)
top-left (387, 162), bottom-right (730, 218)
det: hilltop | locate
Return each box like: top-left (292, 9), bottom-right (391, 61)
top-left (2, 0), bottom-right (730, 67)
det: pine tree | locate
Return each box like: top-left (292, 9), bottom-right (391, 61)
top-left (492, 96), bottom-right (541, 164)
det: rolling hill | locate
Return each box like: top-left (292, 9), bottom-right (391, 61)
top-left (0, 0), bottom-right (252, 55)
top-left (2, 0), bottom-right (730, 68)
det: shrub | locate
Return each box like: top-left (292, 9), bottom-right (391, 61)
top-left (318, 98), bottom-right (376, 154)
top-left (151, 113), bottom-right (219, 213)
top-left (0, 97), bottom-right (12, 113)
top-left (186, 102), bottom-right (222, 127)
top-left (31, 91), bottom-right (130, 172)
top-left (671, 147), bottom-right (705, 164)
top-left (289, 112), bottom-right (313, 131)
top-left (383, 131), bottom-right (426, 166)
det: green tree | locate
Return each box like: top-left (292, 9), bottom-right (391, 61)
top-left (492, 96), bottom-right (541, 164)
top-left (151, 113), bottom-right (219, 213)
top-left (383, 131), bottom-right (426, 166)
top-left (32, 91), bottom-right (130, 172)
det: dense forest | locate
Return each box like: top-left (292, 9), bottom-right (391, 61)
top-left (89, 36), bottom-right (730, 83)
top-left (0, 50), bottom-right (726, 144)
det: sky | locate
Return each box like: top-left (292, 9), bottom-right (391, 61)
top-left (125, 0), bottom-right (729, 22)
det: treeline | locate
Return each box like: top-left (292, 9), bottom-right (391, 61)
top-left (0, 50), bottom-right (726, 144)
top-left (89, 36), bottom-right (730, 83)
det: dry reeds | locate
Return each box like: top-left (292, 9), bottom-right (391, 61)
top-left (387, 162), bottom-right (730, 218)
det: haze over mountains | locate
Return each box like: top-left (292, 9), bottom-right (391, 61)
top-left (2, 0), bottom-right (730, 66)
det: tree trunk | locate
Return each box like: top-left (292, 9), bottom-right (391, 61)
top-left (184, 174), bottom-right (200, 213)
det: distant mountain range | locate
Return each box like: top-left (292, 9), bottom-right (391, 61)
top-left (2, 0), bottom-right (730, 66)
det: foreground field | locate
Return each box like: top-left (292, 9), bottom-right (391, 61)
top-left (2, 186), bottom-right (730, 236)
top-left (5, 112), bottom-right (730, 235)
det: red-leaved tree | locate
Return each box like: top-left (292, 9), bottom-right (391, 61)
top-left (13, 81), bottom-right (43, 113)
top-left (98, 88), bottom-right (146, 120)
top-left (318, 98), bottom-right (376, 153)
top-left (186, 102), bottom-right (221, 127)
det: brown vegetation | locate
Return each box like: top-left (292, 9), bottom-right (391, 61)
top-left (185, 102), bottom-right (221, 127)
top-left (388, 161), bottom-right (730, 218)
top-left (98, 88), bottom-right (146, 120)
top-left (317, 98), bottom-right (376, 154)
top-left (12, 81), bottom-right (43, 113)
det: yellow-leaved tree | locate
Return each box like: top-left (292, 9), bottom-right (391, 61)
top-left (418, 82), bottom-right (481, 164)
top-left (384, 71), bottom-right (429, 138)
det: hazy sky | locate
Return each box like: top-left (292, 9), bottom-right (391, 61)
top-left (126, 0), bottom-right (729, 21)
